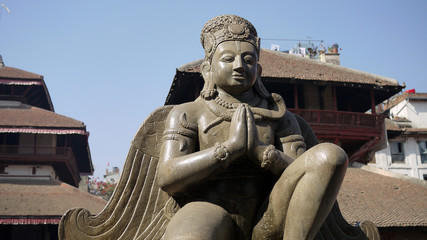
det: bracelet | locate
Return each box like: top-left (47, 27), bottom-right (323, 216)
top-left (214, 143), bottom-right (231, 168)
top-left (262, 145), bottom-right (279, 169)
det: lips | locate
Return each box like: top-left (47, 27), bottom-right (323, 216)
top-left (232, 74), bottom-right (246, 80)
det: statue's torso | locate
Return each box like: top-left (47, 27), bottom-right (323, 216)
top-left (173, 97), bottom-right (302, 237)
top-left (179, 100), bottom-right (280, 230)
top-left (197, 114), bottom-right (276, 198)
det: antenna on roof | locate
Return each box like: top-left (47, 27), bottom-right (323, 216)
top-left (263, 38), bottom-right (324, 42)
top-left (306, 36), bottom-right (313, 46)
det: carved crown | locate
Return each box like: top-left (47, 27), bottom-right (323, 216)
top-left (201, 15), bottom-right (260, 62)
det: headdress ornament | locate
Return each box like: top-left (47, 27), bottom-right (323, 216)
top-left (201, 15), bottom-right (260, 63)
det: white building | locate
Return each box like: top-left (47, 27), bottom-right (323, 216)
top-left (104, 166), bottom-right (120, 184)
top-left (373, 92), bottom-right (427, 180)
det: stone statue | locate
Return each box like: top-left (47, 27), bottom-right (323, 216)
top-left (59, 15), bottom-right (379, 240)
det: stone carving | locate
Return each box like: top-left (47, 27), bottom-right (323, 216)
top-left (59, 15), bottom-right (379, 240)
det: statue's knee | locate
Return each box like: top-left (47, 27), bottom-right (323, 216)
top-left (309, 143), bottom-right (348, 169)
top-left (164, 202), bottom-right (234, 240)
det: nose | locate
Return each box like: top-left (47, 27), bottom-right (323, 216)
top-left (233, 56), bottom-right (244, 72)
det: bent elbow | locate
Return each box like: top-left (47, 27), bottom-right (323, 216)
top-left (159, 182), bottom-right (182, 197)
top-left (158, 169), bottom-right (182, 196)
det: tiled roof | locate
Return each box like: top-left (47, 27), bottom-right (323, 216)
top-left (0, 103), bottom-right (85, 130)
top-left (0, 66), bottom-right (43, 80)
top-left (0, 178), bottom-right (106, 217)
top-left (385, 118), bottom-right (401, 131)
top-left (180, 49), bottom-right (401, 88)
top-left (384, 118), bottom-right (427, 137)
top-left (1, 169), bottom-right (424, 228)
top-left (404, 128), bottom-right (427, 133)
top-left (338, 167), bottom-right (427, 228)
top-left (260, 50), bottom-right (399, 86)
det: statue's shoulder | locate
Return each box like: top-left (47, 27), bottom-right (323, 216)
top-left (269, 93), bottom-right (301, 137)
top-left (274, 110), bottom-right (319, 149)
top-left (274, 111), bottom-right (301, 136)
top-left (166, 101), bottom-right (204, 128)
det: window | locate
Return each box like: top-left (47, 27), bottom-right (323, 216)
top-left (0, 165), bottom-right (8, 174)
top-left (419, 141), bottom-right (427, 163)
top-left (0, 133), bottom-right (19, 145)
top-left (390, 142), bottom-right (405, 163)
top-left (0, 133), bottom-right (19, 154)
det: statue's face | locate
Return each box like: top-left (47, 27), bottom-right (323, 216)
top-left (210, 41), bottom-right (258, 96)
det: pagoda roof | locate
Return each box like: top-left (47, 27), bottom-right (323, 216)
top-left (0, 102), bottom-right (85, 133)
top-left (0, 66), bottom-right (54, 111)
top-left (0, 66), bottom-right (43, 80)
top-left (0, 178), bottom-right (106, 224)
top-left (166, 49), bottom-right (404, 107)
top-left (260, 49), bottom-right (400, 87)
top-left (179, 49), bottom-right (402, 89)
top-left (0, 102), bottom-right (93, 177)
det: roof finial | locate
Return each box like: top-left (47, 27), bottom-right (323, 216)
top-left (0, 55), bottom-right (4, 67)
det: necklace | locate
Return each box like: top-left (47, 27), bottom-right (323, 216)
top-left (213, 93), bottom-right (262, 109)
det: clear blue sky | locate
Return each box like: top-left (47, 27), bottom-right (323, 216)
top-left (1, 0), bottom-right (426, 178)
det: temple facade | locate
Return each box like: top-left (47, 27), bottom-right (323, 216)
top-left (0, 56), bottom-right (106, 240)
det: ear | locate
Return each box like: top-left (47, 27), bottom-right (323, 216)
top-left (254, 63), bottom-right (270, 98)
top-left (201, 61), bottom-right (211, 81)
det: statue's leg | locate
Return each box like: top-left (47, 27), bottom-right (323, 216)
top-left (164, 201), bottom-right (234, 240)
top-left (252, 143), bottom-right (347, 240)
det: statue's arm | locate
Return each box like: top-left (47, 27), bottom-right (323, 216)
top-left (253, 111), bottom-right (306, 177)
top-left (243, 107), bottom-right (300, 177)
top-left (250, 144), bottom-right (294, 177)
top-left (158, 104), bottom-right (247, 196)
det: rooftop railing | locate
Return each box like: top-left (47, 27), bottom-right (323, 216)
top-left (289, 109), bottom-right (386, 128)
top-left (0, 146), bottom-right (73, 157)
top-left (0, 145), bottom-right (80, 186)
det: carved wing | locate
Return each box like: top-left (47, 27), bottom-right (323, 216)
top-left (58, 107), bottom-right (379, 240)
top-left (294, 114), bottom-right (380, 240)
top-left (59, 105), bottom-right (179, 240)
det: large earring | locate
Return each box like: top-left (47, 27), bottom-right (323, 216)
top-left (254, 64), bottom-right (269, 98)
top-left (200, 75), bottom-right (217, 100)
top-left (200, 62), bottom-right (217, 100)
